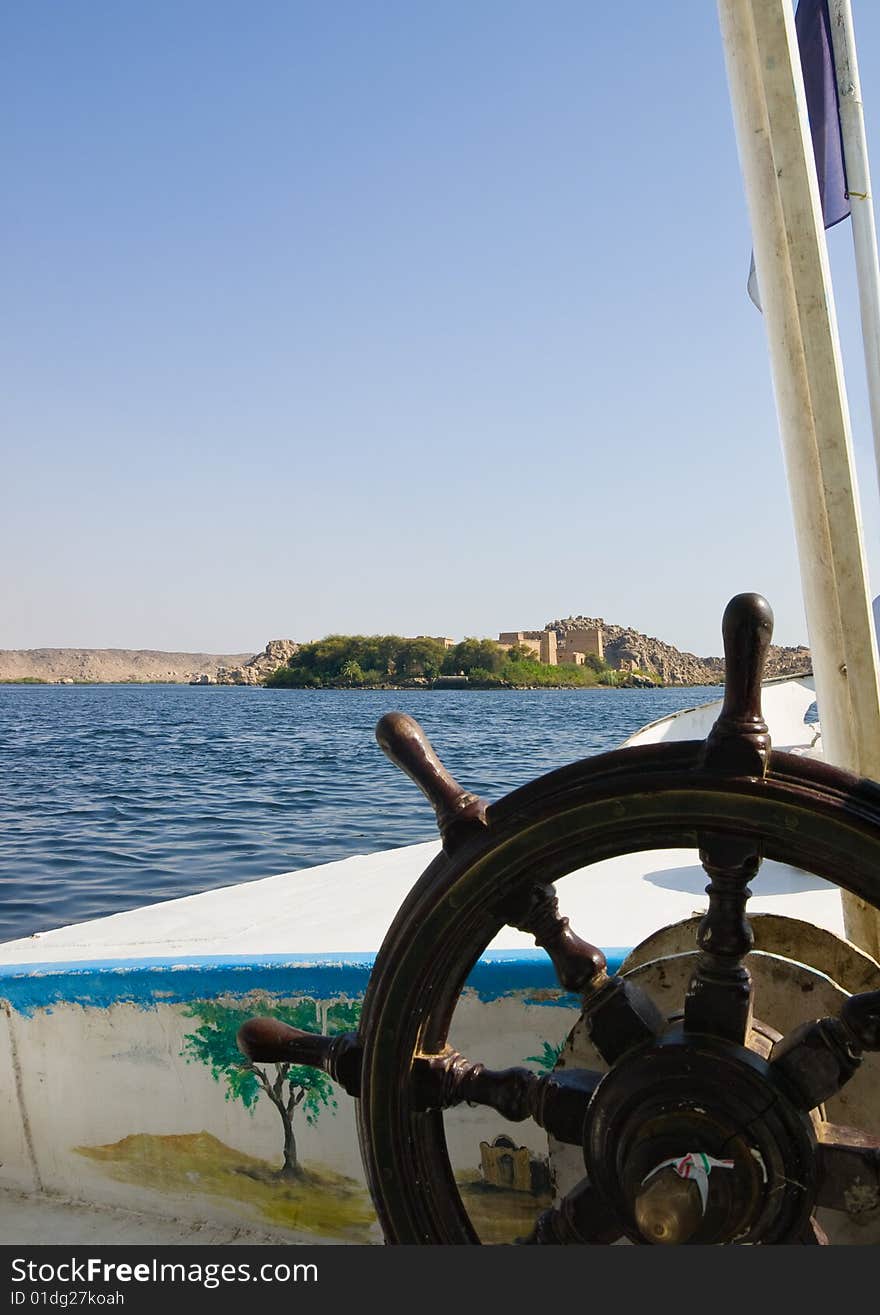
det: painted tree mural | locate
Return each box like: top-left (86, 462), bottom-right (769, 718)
top-left (182, 998), bottom-right (361, 1180)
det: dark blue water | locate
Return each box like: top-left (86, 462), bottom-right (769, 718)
top-left (0, 684), bottom-right (723, 943)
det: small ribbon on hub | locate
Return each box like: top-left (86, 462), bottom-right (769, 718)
top-left (641, 1152), bottom-right (735, 1214)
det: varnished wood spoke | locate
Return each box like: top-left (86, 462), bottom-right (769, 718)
top-left (840, 988), bottom-right (880, 1050)
top-left (375, 712), bottom-right (488, 852)
top-left (501, 881), bottom-right (607, 993)
top-left (236, 1019), bottom-right (362, 1096)
top-left (814, 1123), bottom-right (880, 1214)
top-left (770, 990), bottom-right (880, 1110)
top-left (523, 1178), bottom-right (622, 1245)
top-left (684, 595), bottom-right (772, 1045)
top-left (770, 1021), bottom-right (858, 1110)
top-left (411, 1050), bottom-right (600, 1146)
top-left (683, 833), bottom-right (761, 1044)
top-left (683, 960), bottom-right (754, 1045)
top-left (701, 593), bottom-right (773, 778)
top-left (582, 975), bottom-right (666, 1066)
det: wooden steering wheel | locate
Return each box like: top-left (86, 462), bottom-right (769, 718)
top-left (238, 595), bottom-right (880, 1245)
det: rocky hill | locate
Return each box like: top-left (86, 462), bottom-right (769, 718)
top-left (211, 640), bottom-right (300, 686)
top-left (546, 616), bottom-right (811, 685)
top-left (0, 648), bottom-right (255, 684)
top-left (761, 644), bottom-right (813, 679)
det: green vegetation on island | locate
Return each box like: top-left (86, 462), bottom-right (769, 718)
top-left (265, 634), bottom-right (643, 690)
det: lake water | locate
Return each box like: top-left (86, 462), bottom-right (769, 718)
top-left (0, 683), bottom-right (727, 943)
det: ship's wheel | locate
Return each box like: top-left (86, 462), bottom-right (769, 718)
top-left (239, 595), bottom-right (880, 1245)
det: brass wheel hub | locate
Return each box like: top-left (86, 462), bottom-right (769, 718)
top-left (583, 1025), bottom-right (817, 1244)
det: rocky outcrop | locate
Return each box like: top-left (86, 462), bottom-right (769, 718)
top-left (0, 648), bottom-right (254, 684)
top-left (546, 616), bottom-right (811, 686)
top-left (547, 616), bottom-right (718, 684)
top-left (215, 639), bottom-right (299, 686)
top-left (754, 644), bottom-right (812, 680)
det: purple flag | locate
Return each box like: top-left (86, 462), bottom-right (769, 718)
top-left (748, 0), bottom-right (850, 308)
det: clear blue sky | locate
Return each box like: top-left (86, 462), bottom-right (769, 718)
top-left (5, 0), bottom-right (880, 657)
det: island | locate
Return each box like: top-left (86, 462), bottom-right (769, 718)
top-left (0, 619), bottom-right (811, 690)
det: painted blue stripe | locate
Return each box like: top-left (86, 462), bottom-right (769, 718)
top-left (0, 947), bottom-right (631, 977)
top-left (0, 952), bottom-right (379, 977)
top-left (0, 949), bottom-right (630, 1014)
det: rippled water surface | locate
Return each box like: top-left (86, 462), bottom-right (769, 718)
top-left (0, 684), bottom-right (724, 942)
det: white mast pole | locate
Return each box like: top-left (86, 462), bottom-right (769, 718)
top-left (829, 0), bottom-right (880, 499)
top-left (717, 0), bottom-right (880, 957)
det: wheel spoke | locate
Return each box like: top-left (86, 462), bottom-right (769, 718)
top-left (814, 1122), bottom-right (880, 1214)
top-left (236, 1018), bottom-right (361, 1095)
top-left (683, 832), bottom-right (761, 1044)
top-left (375, 711), bottom-right (488, 852)
top-left (701, 593), bottom-right (773, 778)
top-left (582, 975), bottom-right (666, 1066)
top-left (411, 1049), bottom-right (600, 1146)
top-left (523, 1178), bottom-right (622, 1245)
top-left (680, 597), bottom-right (774, 1045)
top-left (770, 990), bottom-right (880, 1110)
top-left (841, 989), bottom-right (880, 1050)
top-left (501, 881), bottom-right (607, 993)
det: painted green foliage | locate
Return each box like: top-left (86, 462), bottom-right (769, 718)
top-left (182, 998), bottom-right (361, 1179)
top-left (524, 1039), bottom-right (566, 1074)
